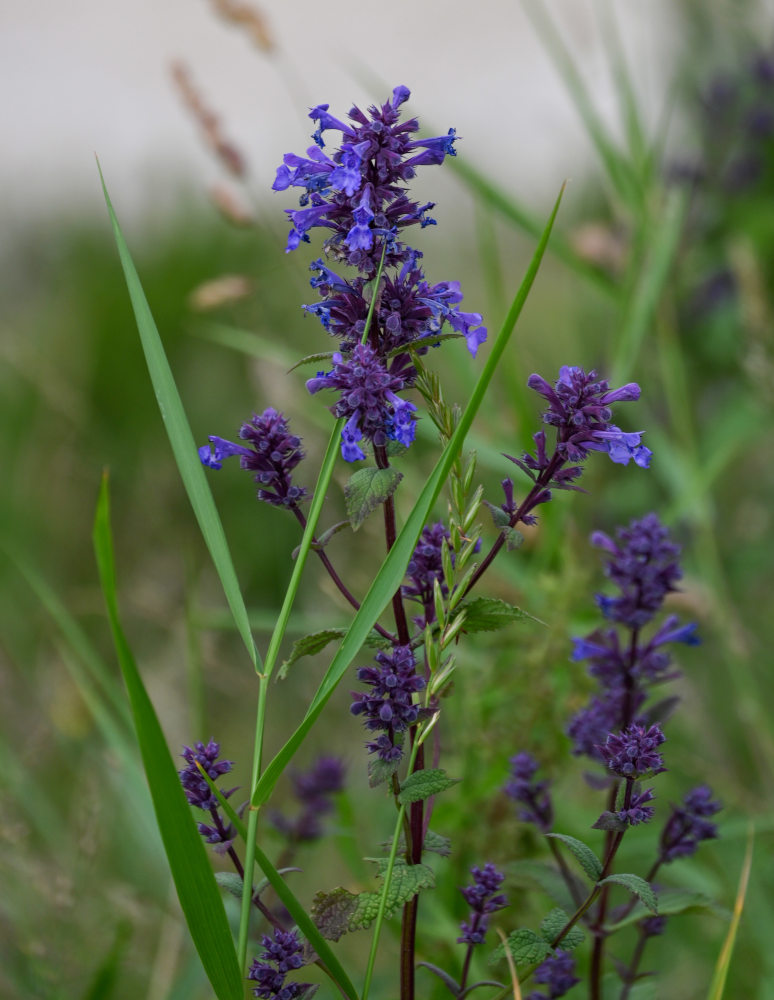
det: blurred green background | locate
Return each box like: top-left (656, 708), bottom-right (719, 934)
top-left (2, 2), bottom-right (774, 998)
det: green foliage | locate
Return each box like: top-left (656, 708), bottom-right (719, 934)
top-left (312, 859), bottom-right (436, 941)
top-left (546, 833), bottom-right (604, 882)
top-left (599, 874), bottom-right (658, 913)
top-left (398, 768), bottom-right (459, 804)
top-left (345, 466), bottom-right (404, 531)
top-left (458, 596), bottom-right (532, 633)
top-left (92, 476), bottom-right (242, 1000)
top-left (489, 927), bottom-right (551, 969)
top-left (539, 908), bottom-right (585, 950)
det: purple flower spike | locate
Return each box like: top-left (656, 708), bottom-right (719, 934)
top-left (591, 513), bottom-right (683, 628)
top-left (199, 409), bottom-right (307, 508)
top-left (179, 740), bottom-right (237, 852)
top-left (660, 785), bottom-right (721, 862)
top-left (600, 723), bottom-right (666, 779)
top-left (247, 929), bottom-right (311, 999)
top-left (401, 521), bottom-right (455, 627)
top-left (504, 752), bottom-right (553, 831)
top-left (457, 863), bottom-right (508, 946)
top-left (179, 740), bottom-right (234, 811)
top-left (526, 366), bottom-right (651, 467)
top-left (350, 646), bottom-right (426, 762)
top-left (526, 949), bottom-right (580, 999)
top-left (306, 344), bottom-right (417, 460)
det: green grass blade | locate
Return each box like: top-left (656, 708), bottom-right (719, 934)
top-left (611, 187), bottom-right (687, 384)
top-left (596, 0), bottom-right (649, 170)
top-left (201, 768), bottom-right (359, 1000)
top-left (252, 841), bottom-right (359, 1000)
top-left (92, 473), bottom-right (242, 1000)
top-left (8, 546), bottom-right (132, 729)
top-left (706, 823), bottom-right (754, 1000)
top-left (450, 157), bottom-right (617, 297)
top-left (98, 163), bottom-right (259, 672)
top-left (523, 0), bottom-right (641, 208)
top-left (252, 185), bottom-right (565, 808)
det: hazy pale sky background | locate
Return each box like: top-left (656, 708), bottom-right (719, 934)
top-left (1, 0), bottom-right (678, 230)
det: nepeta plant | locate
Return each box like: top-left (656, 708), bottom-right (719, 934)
top-left (102, 84), bottom-right (719, 1000)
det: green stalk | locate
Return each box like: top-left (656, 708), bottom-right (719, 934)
top-left (237, 418), bottom-right (344, 972)
top-left (361, 733), bottom-right (423, 1000)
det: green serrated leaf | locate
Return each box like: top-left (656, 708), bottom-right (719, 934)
top-left (458, 596), bottom-right (532, 633)
top-left (489, 928), bottom-right (550, 969)
top-left (344, 467), bottom-right (404, 531)
top-left (422, 830), bottom-right (452, 857)
top-left (484, 499), bottom-right (511, 528)
top-left (546, 833), bottom-right (603, 882)
top-left (398, 768), bottom-right (459, 805)
top-left (482, 501), bottom-right (523, 549)
top-left (215, 872), bottom-right (245, 899)
top-left (539, 908), bottom-right (584, 950)
top-left (313, 862), bottom-right (434, 941)
top-left (311, 887), bottom-right (359, 942)
top-left (351, 861), bottom-right (435, 930)
top-left (394, 828), bottom-right (452, 858)
top-left (599, 873), bottom-right (657, 913)
top-left (279, 629), bottom-right (345, 679)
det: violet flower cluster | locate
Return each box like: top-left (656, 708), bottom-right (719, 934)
top-left (350, 645), bottom-right (427, 763)
top-left (525, 950), bottom-right (580, 1000)
top-left (457, 863), bottom-right (508, 946)
top-left (179, 739), bottom-right (237, 853)
top-left (495, 367), bottom-right (652, 534)
top-left (274, 86), bottom-right (486, 463)
top-left (567, 513), bottom-right (699, 776)
top-left (270, 756), bottom-right (346, 843)
top-left (246, 929), bottom-right (311, 1000)
top-left (199, 407), bottom-right (307, 508)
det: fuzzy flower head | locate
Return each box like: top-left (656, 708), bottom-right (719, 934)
top-left (199, 408), bottom-right (307, 507)
top-left (179, 740), bottom-right (237, 853)
top-left (600, 723), bottom-right (666, 779)
top-left (179, 740), bottom-right (234, 811)
top-left (274, 86), bottom-right (456, 274)
top-left (307, 343), bottom-right (416, 460)
top-left (305, 255), bottom-right (487, 358)
top-left (350, 645), bottom-right (426, 761)
top-left (590, 513), bottom-right (684, 628)
top-left (660, 785), bottom-right (721, 862)
top-left (527, 366), bottom-right (651, 468)
top-left (457, 863), bottom-right (508, 946)
top-left (247, 929), bottom-right (311, 999)
top-left (504, 752), bottom-right (553, 831)
top-left (526, 949), bottom-right (580, 1000)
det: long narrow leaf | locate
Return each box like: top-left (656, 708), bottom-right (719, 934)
top-left (706, 823), bottom-right (754, 1000)
top-left (611, 187), bottom-right (687, 384)
top-left (253, 185), bottom-right (565, 808)
top-left (450, 157), bottom-right (616, 297)
top-left (92, 474), bottom-right (242, 1000)
top-left (99, 164), bottom-right (260, 672)
top-left (523, 0), bottom-right (640, 208)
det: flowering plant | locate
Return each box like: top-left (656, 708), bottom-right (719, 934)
top-left (99, 85), bottom-right (721, 1000)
